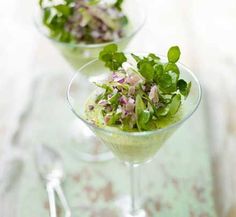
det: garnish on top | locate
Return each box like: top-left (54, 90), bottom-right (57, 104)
top-left (39, 0), bottom-right (128, 44)
top-left (87, 44), bottom-right (191, 132)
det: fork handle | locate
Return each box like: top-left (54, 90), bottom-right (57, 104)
top-left (54, 183), bottom-right (71, 217)
top-left (47, 183), bottom-right (57, 217)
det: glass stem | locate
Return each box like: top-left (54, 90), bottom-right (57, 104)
top-left (129, 163), bottom-right (141, 216)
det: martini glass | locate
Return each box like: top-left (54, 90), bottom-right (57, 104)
top-left (35, 0), bottom-right (146, 69)
top-left (35, 0), bottom-right (146, 162)
top-left (67, 56), bottom-right (202, 216)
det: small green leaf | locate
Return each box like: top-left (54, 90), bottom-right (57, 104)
top-left (139, 61), bottom-right (154, 81)
top-left (139, 110), bottom-right (151, 124)
top-left (159, 94), bottom-right (172, 104)
top-left (42, 8), bottom-right (51, 25)
top-left (161, 64), bottom-right (179, 93)
top-left (145, 120), bottom-right (158, 130)
top-left (64, 0), bottom-right (74, 4)
top-left (153, 64), bottom-right (163, 83)
top-left (185, 82), bottom-right (192, 97)
top-left (54, 4), bottom-right (71, 16)
top-left (99, 44), bottom-right (126, 71)
top-left (148, 102), bottom-right (154, 116)
top-left (114, 0), bottom-right (123, 11)
top-left (156, 106), bottom-right (169, 117)
top-left (100, 53), bottom-right (112, 62)
top-left (164, 63), bottom-right (180, 76)
top-left (109, 93), bottom-right (121, 105)
top-left (95, 93), bottom-right (105, 103)
top-left (120, 15), bottom-right (128, 25)
top-left (80, 9), bottom-right (92, 27)
top-left (131, 53), bottom-right (141, 62)
top-left (113, 52), bottom-right (127, 64)
top-left (158, 73), bottom-right (172, 91)
top-left (148, 53), bottom-right (160, 62)
top-left (104, 43), bottom-right (118, 53)
top-left (94, 83), bottom-right (113, 93)
top-left (177, 79), bottom-right (187, 92)
top-left (167, 46), bottom-right (181, 63)
top-left (39, 0), bottom-right (43, 7)
top-left (168, 94), bottom-right (181, 115)
top-left (88, 0), bottom-right (100, 5)
top-left (108, 112), bottom-right (121, 125)
top-left (135, 94), bottom-right (145, 131)
top-left (177, 80), bottom-right (192, 97)
top-left (135, 94), bottom-right (145, 113)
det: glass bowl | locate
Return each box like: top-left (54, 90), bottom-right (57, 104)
top-left (35, 0), bottom-right (146, 69)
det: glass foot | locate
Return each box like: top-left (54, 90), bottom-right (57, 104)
top-left (115, 196), bottom-right (147, 217)
top-left (124, 210), bottom-right (146, 217)
top-left (69, 120), bottom-right (114, 162)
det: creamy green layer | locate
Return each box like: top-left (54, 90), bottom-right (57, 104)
top-left (85, 91), bottom-right (183, 164)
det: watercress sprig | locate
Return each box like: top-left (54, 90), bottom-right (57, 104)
top-left (91, 44), bottom-right (191, 131)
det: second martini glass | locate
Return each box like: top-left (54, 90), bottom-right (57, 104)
top-left (35, 0), bottom-right (146, 162)
top-left (35, 0), bottom-right (146, 69)
top-left (67, 57), bottom-right (202, 216)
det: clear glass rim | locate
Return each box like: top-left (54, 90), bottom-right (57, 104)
top-left (34, 0), bottom-right (147, 49)
top-left (67, 56), bottom-right (202, 136)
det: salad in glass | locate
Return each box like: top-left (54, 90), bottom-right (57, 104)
top-left (37, 0), bottom-right (145, 68)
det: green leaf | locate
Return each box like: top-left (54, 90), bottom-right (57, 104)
top-left (88, 0), bottom-right (100, 5)
top-left (94, 83), bottom-right (113, 93)
top-left (135, 94), bottom-right (145, 113)
top-left (139, 110), bottom-right (151, 125)
top-left (168, 94), bottom-right (181, 115)
top-left (100, 53), bottom-right (112, 62)
top-left (114, 0), bottom-right (123, 11)
top-left (185, 82), bottom-right (192, 97)
top-left (108, 112), bottom-right (121, 125)
top-left (162, 64), bottom-right (179, 93)
top-left (135, 95), bottom-right (151, 130)
top-left (64, 0), bottom-right (74, 3)
top-left (99, 44), bottom-right (126, 71)
top-left (104, 43), bottom-right (118, 53)
top-left (42, 8), bottom-right (51, 25)
top-left (153, 64), bottom-right (163, 83)
top-left (139, 61), bottom-right (154, 81)
top-left (167, 46), bottom-right (181, 63)
top-left (95, 93), bottom-right (105, 103)
top-left (148, 102), bottom-right (154, 116)
top-left (177, 79), bottom-right (187, 92)
top-left (164, 63), bottom-right (180, 76)
top-left (135, 94), bottom-right (145, 131)
top-left (58, 30), bottom-right (72, 42)
top-left (156, 106), bottom-right (169, 117)
top-left (39, 0), bottom-right (43, 7)
top-left (80, 9), bottom-right (92, 27)
top-left (158, 94), bottom-right (172, 104)
top-left (145, 120), bottom-right (158, 130)
top-left (159, 71), bottom-right (178, 93)
top-left (158, 73), bottom-right (172, 91)
top-left (54, 4), bottom-right (71, 16)
top-left (131, 53), bottom-right (141, 62)
top-left (120, 15), bottom-right (128, 26)
top-left (113, 52), bottom-right (127, 64)
top-left (109, 93), bottom-right (121, 105)
top-left (177, 80), bottom-right (192, 97)
top-left (148, 53), bottom-right (160, 62)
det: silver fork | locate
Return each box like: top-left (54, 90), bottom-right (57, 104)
top-left (35, 144), bottom-right (71, 217)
